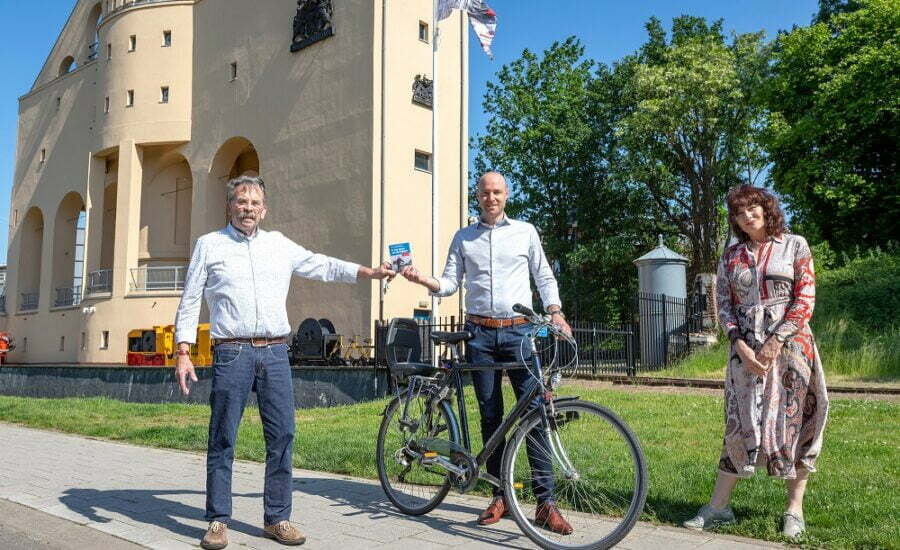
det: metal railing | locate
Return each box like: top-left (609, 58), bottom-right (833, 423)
top-left (373, 316), bottom-right (638, 376)
top-left (86, 269), bottom-right (112, 294)
top-left (19, 293), bottom-right (39, 312)
top-left (101, 0), bottom-right (182, 22)
top-left (54, 286), bottom-right (83, 308)
top-left (129, 266), bottom-right (187, 291)
top-left (86, 41), bottom-right (98, 63)
top-left (634, 292), bottom-right (707, 369)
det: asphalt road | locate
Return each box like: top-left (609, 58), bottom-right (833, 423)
top-left (0, 498), bottom-right (145, 550)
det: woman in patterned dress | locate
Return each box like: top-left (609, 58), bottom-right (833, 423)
top-left (683, 185), bottom-right (829, 538)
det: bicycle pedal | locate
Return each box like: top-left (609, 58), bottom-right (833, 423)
top-left (423, 451), bottom-right (438, 458)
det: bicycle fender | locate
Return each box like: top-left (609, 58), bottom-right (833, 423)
top-left (552, 396), bottom-right (581, 406)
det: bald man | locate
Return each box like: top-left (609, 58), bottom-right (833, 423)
top-left (401, 172), bottom-right (574, 534)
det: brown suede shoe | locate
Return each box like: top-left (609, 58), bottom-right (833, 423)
top-left (535, 502), bottom-right (574, 535)
top-left (263, 520), bottom-right (306, 546)
top-left (200, 521), bottom-right (228, 550)
top-left (477, 496), bottom-right (509, 525)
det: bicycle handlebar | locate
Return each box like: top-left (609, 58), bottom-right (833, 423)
top-left (512, 303), bottom-right (575, 345)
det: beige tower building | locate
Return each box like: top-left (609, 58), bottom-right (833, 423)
top-left (2, 0), bottom-right (469, 364)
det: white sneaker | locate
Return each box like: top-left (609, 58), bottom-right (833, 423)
top-left (682, 504), bottom-right (736, 530)
top-left (782, 513), bottom-right (806, 538)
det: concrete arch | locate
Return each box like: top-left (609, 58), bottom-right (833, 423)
top-left (206, 137), bottom-right (260, 232)
top-left (140, 150), bottom-right (192, 263)
top-left (51, 192), bottom-right (87, 306)
top-left (82, 3), bottom-right (102, 61)
top-left (18, 207), bottom-right (45, 310)
top-left (58, 55), bottom-right (76, 76)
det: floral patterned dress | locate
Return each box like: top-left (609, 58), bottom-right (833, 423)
top-left (716, 233), bottom-right (829, 479)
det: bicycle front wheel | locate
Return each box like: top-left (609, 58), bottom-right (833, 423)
top-left (376, 395), bottom-right (459, 515)
top-left (503, 400), bottom-right (648, 550)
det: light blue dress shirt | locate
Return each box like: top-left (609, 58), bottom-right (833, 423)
top-left (174, 224), bottom-right (360, 343)
top-left (432, 216), bottom-right (562, 318)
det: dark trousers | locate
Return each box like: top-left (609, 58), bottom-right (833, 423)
top-left (205, 343), bottom-right (295, 525)
top-left (465, 321), bottom-right (555, 503)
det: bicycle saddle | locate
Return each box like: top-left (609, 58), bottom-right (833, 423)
top-left (429, 331), bottom-right (473, 345)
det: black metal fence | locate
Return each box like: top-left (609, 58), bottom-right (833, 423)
top-left (371, 293), bottom-right (708, 376)
top-left (634, 292), bottom-right (706, 369)
top-left (373, 317), bottom-right (637, 376)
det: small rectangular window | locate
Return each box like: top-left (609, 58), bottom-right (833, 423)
top-left (23, 337), bottom-right (27, 353)
top-left (162, 30), bottom-right (172, 47)
top-left (230, 61), bottom-right (238, 81)
top-left (419, 21), bottom-right (429, 43)
top-left (160, 86), bottom-right (169, 103)
top-left (104, 96), bottom-right (110, 113)
top-left (81, 332), bottom-right (87, 351)
top-left (107, 43), bottom-right (112, 60)
top-left (40, 149), bottom-right (46, 163)
top-left (100, 330), bottom-right (109, 349)
top-left (56, 97), bottom-right (61, 110)
top-left (59, 336), bottom-right (65, 351)
top-left (126, 89), bottom-right (134, 107)
top-left (414, 150), bottom-right (432, 172)
top-left (128, 35), bottom-right (136, 52)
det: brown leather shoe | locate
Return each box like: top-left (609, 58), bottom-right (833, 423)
top-left (535, 502), bottom-right (574, 535)
top-left (200, 521), bottom-right (228, 550)
top-left (263, 520), bottom-right (306, 545)
top-left (477, 496), bottom-right (509, 525)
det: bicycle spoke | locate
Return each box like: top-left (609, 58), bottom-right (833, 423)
top-left (504, 401), bottom-right (647, 550)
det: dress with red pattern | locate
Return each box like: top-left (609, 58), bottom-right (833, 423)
top-left (716, 233), bottom-right (829, 479)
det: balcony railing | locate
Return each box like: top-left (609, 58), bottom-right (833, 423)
top-left (101, 0), bottom-right (183, 23)
top-left (86, 269), bottom-right (113, 295)
top-left (86, 41), bottom-right (99, 63)
top-left (130, 266), bottom-right (187, 292)
top-left (19, 293), bottom-right (39, 312)
top-left (54, 286), bottom-right (83, 308)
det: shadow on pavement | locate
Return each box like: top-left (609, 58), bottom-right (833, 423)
top-left (292, 476), bottom-right (532, 548)
top-left (59, 487), bottom-right (263, 540)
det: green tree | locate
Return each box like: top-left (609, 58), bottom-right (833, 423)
top-left (762, 0), bottom-right (899, 252)
top-left (615, 17), bottom-right (772, 273)
top-left (473, 38), bottom-right (665, 321)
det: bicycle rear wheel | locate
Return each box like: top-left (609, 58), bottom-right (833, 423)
top-left (376, 394), bottom-right (459, 515)
top-left (502, 400), bottom-right (647, 550)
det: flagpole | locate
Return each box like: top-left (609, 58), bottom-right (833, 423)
top-left (431, 0), bottom-right (440, 366)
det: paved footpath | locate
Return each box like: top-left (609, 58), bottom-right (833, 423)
top-left (0, 424), bottom-right (784, 550)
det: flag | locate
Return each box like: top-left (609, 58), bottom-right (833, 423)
top-left (437, 0), bottom-right (497, 59)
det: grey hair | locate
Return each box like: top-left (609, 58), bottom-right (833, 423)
top-left (226, 175), bottom-right (266, 204)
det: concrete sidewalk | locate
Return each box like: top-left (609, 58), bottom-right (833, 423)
top-left (0, 423), bottom-right (784, 550)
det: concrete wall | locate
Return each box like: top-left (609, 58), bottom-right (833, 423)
top-left (0, 365), bottom-right (391, 408)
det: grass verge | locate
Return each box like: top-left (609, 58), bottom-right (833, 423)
top-left (0, 386), bottom-right (897, 549)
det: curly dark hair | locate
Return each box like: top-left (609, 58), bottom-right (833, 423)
top-left (726, 185), bottom-right (786, 242)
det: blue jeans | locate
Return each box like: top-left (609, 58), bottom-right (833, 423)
top-left (206, 342), bottom-right (295, 525)
top-left (465, 321), bottom-right (555, 503)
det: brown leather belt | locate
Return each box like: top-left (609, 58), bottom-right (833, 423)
top-left (466, 315), bottom-right (528, 329)
top-left (213, 336), bottom-right (288, 347)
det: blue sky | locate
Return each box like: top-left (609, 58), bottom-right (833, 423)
top-left (0, 0), bottom-right (819, 264)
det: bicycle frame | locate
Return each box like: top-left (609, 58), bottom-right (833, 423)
top-left (431, 330), bottom-right (558, 489)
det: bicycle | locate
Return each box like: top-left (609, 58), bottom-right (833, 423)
top-left (376, 304), bottom-right (648, 550)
